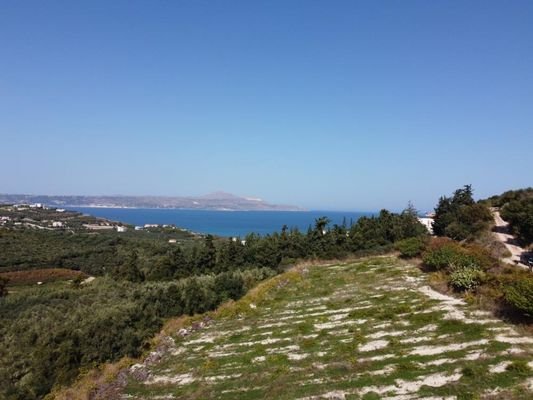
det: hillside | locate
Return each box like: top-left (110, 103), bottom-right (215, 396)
top-left (0, 204), bottom-right (198, 275)
top-left (0, 192), bottom-right (303, 211)
top-left (484, 188), bottom-right (533, 248)
top-left (93, 257), bottom-right (533, 399)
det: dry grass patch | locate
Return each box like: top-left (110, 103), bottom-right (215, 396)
top-left (0, 268), bottom-right (87, 286)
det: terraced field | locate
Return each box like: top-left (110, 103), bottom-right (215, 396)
top-left (121, 257), bottom-right (533, 399)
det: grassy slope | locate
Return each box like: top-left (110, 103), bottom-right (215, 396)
top-left (113, 257), bottom-right (532, 399)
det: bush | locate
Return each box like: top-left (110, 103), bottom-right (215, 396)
top-left (423, 241), bottom-right (464, 270)
top-left (395, 237), bottom-right (426, 258)
top-left (504, 277), bottom-right (533, 316)
top-left (214, 272), bottom-right (245, 302)
top-left (501, 198), bottom-right (533, 246)
top-left (433, 185), bottom-right (493, 240)
top-left (449, 267), bottom-right (484, 291)
top-left (422, 239), bottom-right (491, 271)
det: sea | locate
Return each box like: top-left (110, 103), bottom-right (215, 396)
top-left (69, 207), bottom-right (374, 237)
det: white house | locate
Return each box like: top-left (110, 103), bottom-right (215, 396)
top-left (83, 224), bottom-right (113, 230)
top-left (418, 217), bottom-right (434, 234)
top-left (115, 226), bottom-right (127, 232)
top-left (52, 221), bottom-right (64, 228)
top-left (168, 239), bottom-right (177, 243)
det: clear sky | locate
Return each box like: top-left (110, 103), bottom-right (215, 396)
top-left (1, 1), bottom-right (532, 211)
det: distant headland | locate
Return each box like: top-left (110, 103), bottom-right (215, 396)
top-left (0, 191), bottom-right (304, 212)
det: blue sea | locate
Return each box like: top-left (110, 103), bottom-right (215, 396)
top-left (69, 208), bottom-right (374, 237)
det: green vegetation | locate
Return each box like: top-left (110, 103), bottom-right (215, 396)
top-left (433, 185), bottom-right (493, 241)
top-left (5, 185), bottom-right (532, 400)
top-left (485, 187), bottom-right (533, 246)
top-left (485, 187), bottom-right (533, 208)
top-left (0, 204), bottom-right (428, 400)
top-left (449, 266), bottom-right (485, 292)
top-left (504, 278), bottom-right (533, 316)
top-left (0, 227), bottom-right (197, 276)
top-left (501, 197), bottom-right (533, 247)
top-left (395, 237), bottom-right (427, 258)
top-left (427, 185), bottom-right (533, 314)
top-left (422, 238), bottom-right (533, 319)
top-left (0, 269), bottom-right (274, 400)
top-left (422, 238), bottom-right (490, 271)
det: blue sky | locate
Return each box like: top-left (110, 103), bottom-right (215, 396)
top-left (1, 1), bottom-right (532, 211)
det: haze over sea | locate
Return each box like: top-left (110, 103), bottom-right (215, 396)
top-left (70, 207), bottom-right (373, 237)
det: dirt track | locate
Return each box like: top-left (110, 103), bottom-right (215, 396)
top-left (493, 211), bottom-right (529, 269)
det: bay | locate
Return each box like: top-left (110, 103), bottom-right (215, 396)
top-left (69, 207), bottom-right (374, 237)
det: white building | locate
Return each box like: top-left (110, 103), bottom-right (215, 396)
top-left (52, 221), bottom-right (64, 228)
top-left (168, 239), bottom-right (177, 243)
top-left (418, 217), bottom-right (434, 234)
top-left (115, 226), bottom-right (127, 232)
top-left (83, 224), bottom-right (113, 230)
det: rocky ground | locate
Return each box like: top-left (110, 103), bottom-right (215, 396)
top-left (117, 257), bottom-right (533, 399)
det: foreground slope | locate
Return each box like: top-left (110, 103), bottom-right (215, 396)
top-left (119, 257), bottom-right (532, 399)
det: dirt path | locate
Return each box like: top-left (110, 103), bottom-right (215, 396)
top-left (493, 211), bottom-right (529, 269)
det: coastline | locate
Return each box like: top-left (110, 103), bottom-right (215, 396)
top-left (66, 205), bottom-right (306, 212)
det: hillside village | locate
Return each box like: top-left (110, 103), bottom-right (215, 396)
top-left (0, 203), bottom-right (201, 239)
top-left (0, 203), bottom-right (127, 231)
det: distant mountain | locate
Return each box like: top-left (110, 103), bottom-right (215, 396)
top-left (0, 192), bottom-right (304, 211)
top-left (200, 191), bottom-right (242, 200)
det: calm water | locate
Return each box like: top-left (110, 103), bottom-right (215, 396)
top-left (70, 208), bottom-right (374, 237)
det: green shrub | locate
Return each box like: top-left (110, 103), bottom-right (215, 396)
top-left (449, 267), bottom-right (484, 291)
top-left (214, 272), bottom-right (245, 302)
top-left (423, 241), bottom-right (464, 270)
top-left (423, 239), bottom-right (491, 271)
top-left (433, 185), bottom-right (493, 240)
top-left (395, 237), bottom-right (426, 258)
top-left (504, 277), bottom-right (533, 316)
top-left (501, 197), bottom-right (533, 246)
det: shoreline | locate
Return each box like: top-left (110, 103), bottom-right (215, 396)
top-left (66, 205), bottom-right (307, 212)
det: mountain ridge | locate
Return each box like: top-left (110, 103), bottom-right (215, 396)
top-left (0, 193), bottom-right (304, 211)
